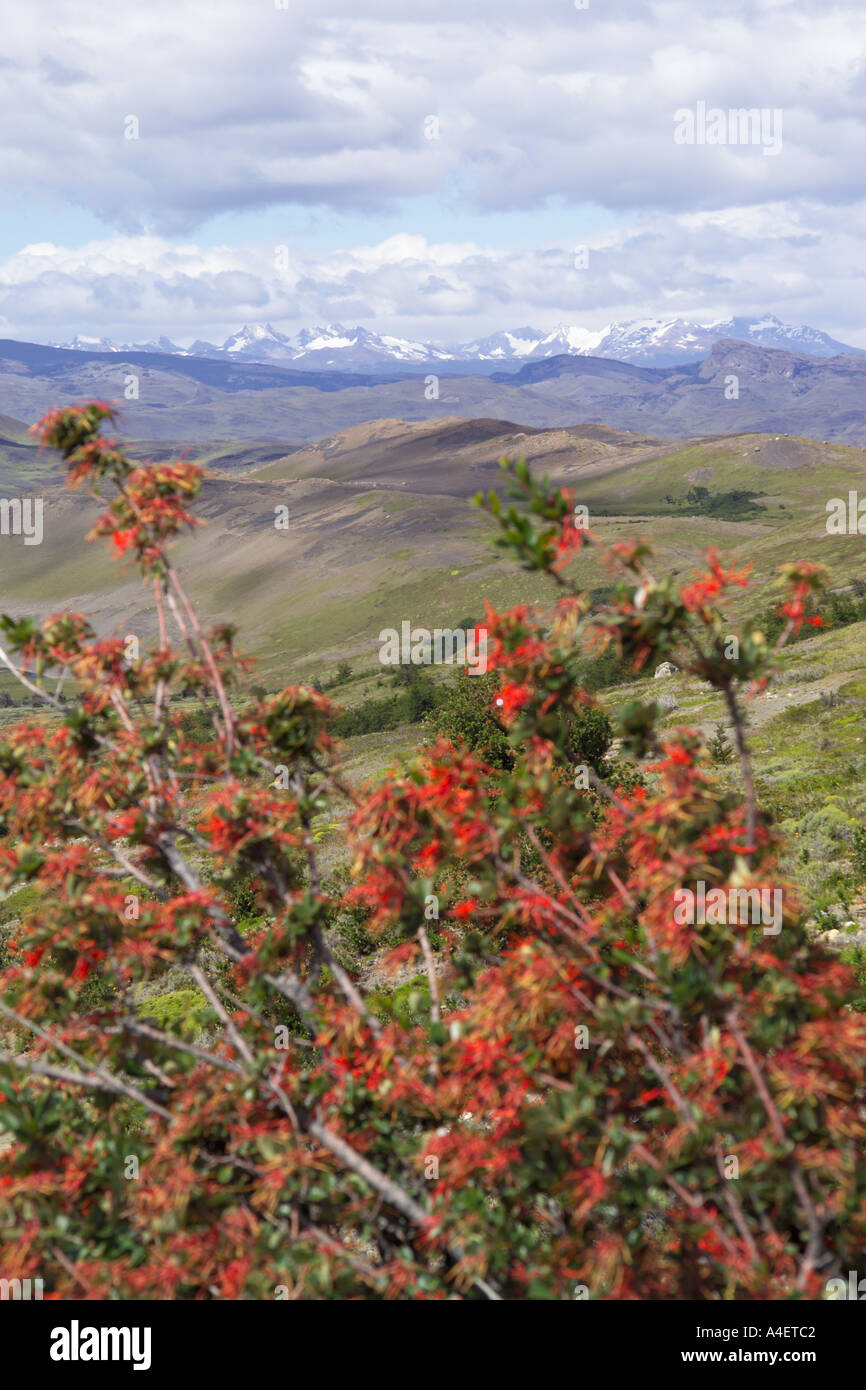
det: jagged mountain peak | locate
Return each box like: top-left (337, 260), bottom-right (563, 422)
top-left (52, 314), bottom-right (863, 372)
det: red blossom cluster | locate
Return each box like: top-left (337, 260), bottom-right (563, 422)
top-left (0, 413), bottom-right (862, 1300)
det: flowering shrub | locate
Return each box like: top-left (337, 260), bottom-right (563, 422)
top-left (0, 404), bottom-right (863, 1300)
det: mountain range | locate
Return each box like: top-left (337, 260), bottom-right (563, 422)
top-left (52, 314), bottom-right (863, 373)
top-left (5, 336), bottom-right (866, 446)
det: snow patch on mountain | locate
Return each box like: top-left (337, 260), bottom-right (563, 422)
top-left (53, 314), bottom-right (864, 371)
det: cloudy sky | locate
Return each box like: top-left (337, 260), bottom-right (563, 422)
top-left (1, 0), bottom-right (864, 347)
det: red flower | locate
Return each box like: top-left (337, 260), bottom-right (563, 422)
top-left (494, 682), bottom-right (532, 719)
top-left (200, 813), bottom-right (234, 850)
top-left (451, 899), bottom-right (478, 919)
top-left (680, 551), bottom-right (751, 612)
top-left (111, 528), bottom-right (137, 554)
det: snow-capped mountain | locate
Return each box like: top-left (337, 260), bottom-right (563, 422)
top-left (555, 315), bottom-right (859, 368)
top-left (471, 315), bottom-right (859, 367)
top-left (52, 314), bottom-right (863, 371)
top-left (54, 333), bottom-right (184, 356)
top-left (60, 334), bottom-right (121, 353)
top-left (286, 323), bottom-right (456, 368)
top-left (530, 325), bottom-right (611, 358)
top-left (455, 324), bottom-right (613, 361)
top-left (459, 327), bottom-right (548, 361)
top-left (223, 323), bottom-right (288, 355)
top-left (178, 322), bottom-right (459, 369)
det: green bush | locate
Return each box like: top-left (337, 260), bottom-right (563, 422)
top-left (332, 694), bottom-right (403, 737)
top-left (138, 988), bottom-right (212, 1040)
top-left (426, 667), bottom-right (614, 775)
top-left (424, 669), bottom-right (514, 769)
top-left (708, 723), bottom-right (734, 765)
top-left (333, 668), bottom-right (439, 736)
top-left (840, 945), bottom-right (866, 1012)
top-left (178, 706), bottom-right (215, 744)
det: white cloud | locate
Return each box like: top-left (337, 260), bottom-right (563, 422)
top-left (1, 0), bottom-right (865, 230)
top-left (2, 0), bottom-right (864, 341)
top-left (2, 203), bottom-right (866, 347)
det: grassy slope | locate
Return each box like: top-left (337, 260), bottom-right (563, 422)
top-left (2, 419), bottom-right (865, 673)
top-left (2, 417), bottom-right (866, 961)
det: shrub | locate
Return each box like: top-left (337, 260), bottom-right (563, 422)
top-left (179, 705), bottom-right (216, 744)
top-left (333, 668), bottom-right (438, 736)
top-left (138, 988), bottom-right (213, 1040)
top-left (0, 411), bottom-right (862, 1301)
top-left (331, 693), bottom-right (402, 737)
top-left (424, 668), bottom-right (513, 768)
top-left (427, 668), bottom-right (613, 774)
top-left (708, 722), bottom-right (734, 765)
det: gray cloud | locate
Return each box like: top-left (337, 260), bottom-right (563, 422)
top-left (1, 0), bottom-right (864, 230)
top-left (1, 0), bottom-right (862, 342)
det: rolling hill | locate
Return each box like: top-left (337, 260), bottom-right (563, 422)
top-left (2, 416), bottom-right (865, 688)
top-left (4, 411), bottom-right (866, 939)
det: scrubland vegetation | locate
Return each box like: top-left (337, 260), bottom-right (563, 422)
top-left (1, 404), bottom-right (866, 1301)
